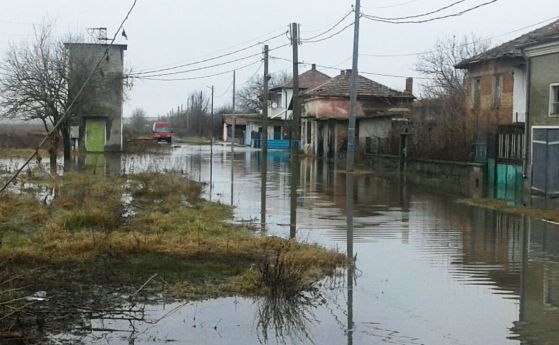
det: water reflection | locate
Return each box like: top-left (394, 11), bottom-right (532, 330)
top-left (6, 145), bottom-right (559, 344)
top-left (256, 289), bottom-right (323, 344)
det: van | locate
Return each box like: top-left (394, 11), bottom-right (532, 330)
top-left (152, 121), bottom-right (172, 143)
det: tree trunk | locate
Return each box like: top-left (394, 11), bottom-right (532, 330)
top-left (48, 133), bottom-right (59, 174)
top-left (61, 125), bottom-right (71, 162)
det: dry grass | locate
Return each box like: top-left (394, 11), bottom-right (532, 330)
top-left (462, 198), bottom-right (559, 223)
top-left (0, 172), bottom-right (346, 301)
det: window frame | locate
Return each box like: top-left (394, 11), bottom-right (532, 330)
top-left (493, 74), bottom-right (502, 108)
top-left (550, 83), bottom-right (559, 116)
top-left (472, 78), bottom-right (481, 110)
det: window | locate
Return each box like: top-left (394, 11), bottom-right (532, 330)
top-left (307, 121), bottom-right (312, 144)
top-left (472, 78), bottom-right (481, 109)
top-left (550, 84), bottom-right (559, 116)
top-left (493, 75), bottom-right (502, 108)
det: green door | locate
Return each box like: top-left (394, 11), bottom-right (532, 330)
top-left (85, 119), bottom-right (106, 152)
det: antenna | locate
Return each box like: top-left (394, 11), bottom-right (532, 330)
top-left (87, 27), bottom-right (109, 43)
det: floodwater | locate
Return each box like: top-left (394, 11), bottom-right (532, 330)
top-left (4, 144), bottom-right (559, 345)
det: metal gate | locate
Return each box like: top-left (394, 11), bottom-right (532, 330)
top-left (488, 124), bottom-right (524, 202)
top-left (532, 127), bottom-right (559, 196)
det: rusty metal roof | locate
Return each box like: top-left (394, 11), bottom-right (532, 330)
top-left (271, 65), bottom-right (331, 90)
top-left (304, 70), bottom-right (413, 99)
top-left (456, 19), bottom-right (559, 68)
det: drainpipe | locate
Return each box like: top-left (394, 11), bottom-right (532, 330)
top-left (522, 55), bottom-right (531, 190)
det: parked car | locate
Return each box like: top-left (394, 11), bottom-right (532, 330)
top-left (152, 121), bottom-right (172, 143)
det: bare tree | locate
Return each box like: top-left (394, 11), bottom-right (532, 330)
top-left (168, 91), bottom-right (210, 137)
top-left (413, 35), bottom-right (490, 161)
top-left (237, 71), bottom-right (291, 113)
top-left (0, 24), bottom-right (74, 166)
top-left (130, 108), bottom-right (148, 132)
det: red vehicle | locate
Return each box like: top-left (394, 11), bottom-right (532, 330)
top-left (152, 121), bottom-right (172, 143)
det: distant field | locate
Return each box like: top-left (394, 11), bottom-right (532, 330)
top-left (0, 123), bottom-right (46, 149)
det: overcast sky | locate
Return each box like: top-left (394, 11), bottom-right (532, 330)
top-left (0, 0), bottom-right (554, 117)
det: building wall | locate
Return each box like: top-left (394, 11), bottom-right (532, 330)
top-left (513, 66), bottom-right (528, 123)
top-left (524, 47), bottom-right (559, 193)
top-left (67, 44), bottom-right (126, 151)
top-left (465, 60), bottom-right (521, 135)
top-left (528, 52), bottom-right (559, 126)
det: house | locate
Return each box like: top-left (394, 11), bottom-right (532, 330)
top-left (301, 70), bottom-right (414, 158)
top-left (65, 43), bottom-right (127, 152)
top-left (456, 19), bottom-right (559, 197)
top-left (227, 64), bottom-right (331, 150)
top-left (523, 24), bottom-right (559, 196)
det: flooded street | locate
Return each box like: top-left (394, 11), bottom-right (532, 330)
top-left (4, 144), bottom-right (559, 345)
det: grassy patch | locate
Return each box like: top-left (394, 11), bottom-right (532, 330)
top-left (0, 171), bottom-right (346, 297)
top-left (462, 198), bottom-right (559, 223)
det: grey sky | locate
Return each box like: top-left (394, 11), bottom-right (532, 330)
top-left (0, 0), bottom-right (554, 117)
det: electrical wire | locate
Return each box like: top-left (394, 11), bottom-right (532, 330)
top-left (130, 43), bottom-right (290, 79)
top-left (0, 0), bottom-right (139, 195)
top-left (302, 21), bottom-right (355, 44)
top-left (365, 0), bottom-right (468, 21)
top-left (131, 30), bottom-right (287, 76)
top-left (270, 55), bottom-right (432, 80)
top-left (301, 8), bottom-right (354, 42)
top-left (131, 59), bottom-right (262, 82)
top-left (130, 52), bottom-right (263, 78)
top-left (360, 14), bottom-right (559, 58)
top-left (362, 0), bottom-right (497, 24)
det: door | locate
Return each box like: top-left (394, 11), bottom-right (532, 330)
top-left (532, 127), bottom-right (559, 196)
top-left (85, 118), bottom-right (106, 152)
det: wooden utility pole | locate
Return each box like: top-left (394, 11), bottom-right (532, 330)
top-left (289, 23), bottom-right (300, 239)
top-left (261, 45), bottom-right (270, 231)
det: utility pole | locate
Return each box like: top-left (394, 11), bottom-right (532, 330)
top-left (289, 23), bottom-right (300, 239)
top-left (232, 70), bottom-right (236, 113)
top-left (209, 85), bottom-right (214, 201)
top-left (261, 45), bottom-right (270, 231)
top-left (346, 1), bottom-right (360, 341)
top-left (347, 0), bottom-right (361, 173)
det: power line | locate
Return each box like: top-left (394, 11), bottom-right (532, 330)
top-left (131, 59), bottom-right (261, 82)
top-left (270, 55), bottom-right (432, 80)
top-left (0, 0), bottom-right (139, 195)
top-left (366, 0), bottom-right (468, 21)
top-left (302, 21), bottom-right (355, 44)
top-left (362, 0), bottom-right (497, 24)
top-left (130, 43), bottom-right (290, 79)
top-left (360, 14), bottom-right (559, 58)
top-left (132, 30), bottom-right (287, 76)
top-left (301, 8), bottom-right (354, 41)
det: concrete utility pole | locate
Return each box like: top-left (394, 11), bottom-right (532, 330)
top-left (209, 85), bottom-right (214, 200)
top-left (289, 22), bottom-right (301, 239)
top-left (347, 0), bottom-right (361, 173)
top-left (261, 45), bottom-right (270, 231)
top-left (346, 0), bottom-right (360, 341)
top-left (232, 70), bottom-right (236, 113)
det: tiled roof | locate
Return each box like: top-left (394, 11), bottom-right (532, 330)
top-left (304, 70), bottom-right (412, 99)
top-left (272, 65), bottom-right (331, 90)
top-left (456, 19), bottom-right (559, 68)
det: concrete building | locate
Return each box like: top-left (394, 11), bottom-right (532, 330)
top-left (302, 70), bottom-right (414, 158)
top-left (65, 43), bottom-right (127, 152)
top-left (457, 19), bottom-right (559, 196)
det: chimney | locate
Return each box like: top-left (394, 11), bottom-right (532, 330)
top-left (345, 69), bottom-right (352, 76)
top-left (311, 63), bottom-right (316, 71)
top-left (404, 77), bottom-right (413, 95)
